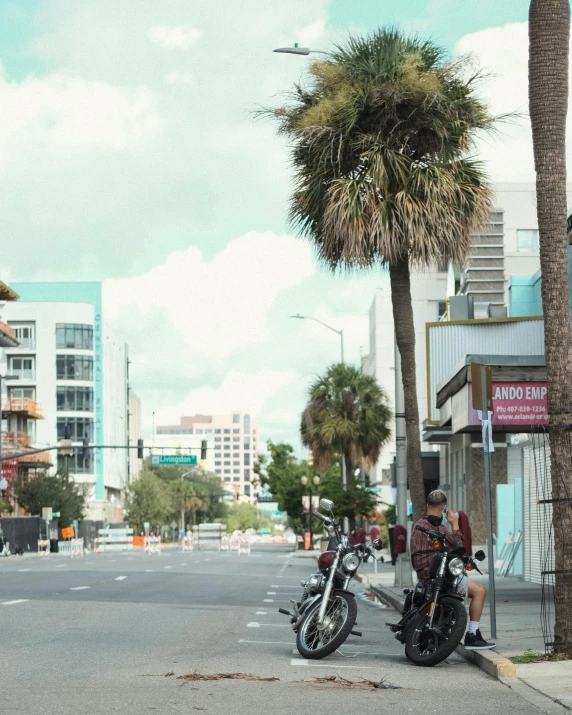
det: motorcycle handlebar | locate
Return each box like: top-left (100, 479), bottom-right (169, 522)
top-left (310, 511), bottom-right (328, 522)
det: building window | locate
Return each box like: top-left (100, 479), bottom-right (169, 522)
top-left (196, 429), bottom-right (203, 434)
top-left (215, 461), bottom-right (221, 466)
top-left (57, 387), bottom-right (94, 412)
top-left (244, 484), bottom-right (251, 496)
top-left (233, 429), bottom-right (240, 434)
top-left (58, 452), bottom-right (93, 474)
top-left (516, 229), bottom-right (539, 252)
top-left (215, 469), bottom-right (221, 475)
top-left (224, 469), bottom-right (231, 474)
top-left (233, 452), bottom-right (239, 458)
top-left (243, 414), bottom-right (250, 434)
top-left (244, 453), bottom-right (250, 466)
top-left (56, 355), bottom-right (93, 381)
top-left (233, 460), bottom-right (240, 466)
top-left (244, 436), bottom-right (251, 450)
top-left (214, 436), bottom-right (221, 442)
top-left (12, 324), bottom-right (35, 349)
top-left (233, 413), bottom-right (240, 423)
top-left (438, 301), bottom-right (447, 320)
top-left (244, 469), bottom-right (251, 482)
top-left (224, 461), bottom-right (230, 466)
top-left (8, 356), bottom-right (35, 378)
top-left (56, 324), bottom-right (94, 350)
top-left (224, 477), bottom-right (231, 482)
top-left (223, 429), bottom-right (229, 434)
top-left (215, 429), bottom-right (221, 434)
top-left (56, 417), bottom-right (94, 441)
top-left (224, 453), bottom-right (230, 459)
top-left (233, 469), bottom-right (240, 474)
top-left (8, 387), bottom-right (35, 400)
top-left (233, 436), bottom-right (240, 442)
top-left (224, 436), bottom-right (230, 442)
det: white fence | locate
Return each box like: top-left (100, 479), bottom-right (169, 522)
top-left (96, 527), bottom-right (133, 552)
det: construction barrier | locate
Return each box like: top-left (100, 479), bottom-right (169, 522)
top-left (97, 527), bottom-right (133, 552)
top-left (72, 538), bottom-right (84, 557)
top-left (92, 538), bottom-right (103, 553)
top-left (219, 536), bottom-right (230, 552)
top-left (37, 540), bottom-right (50, 557)
top-left (181, 535), bottom-right (194, 552)
top-left (144, 535), bottom-right (162, 555)
top-left (238, 541), bottom-right (251, 557)
top-left (57, 541), bottom-right (74, 556)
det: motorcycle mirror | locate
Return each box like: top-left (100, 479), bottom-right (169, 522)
top-left (319, 498), bottom-right (334, 512)
top-left (474, 550), bottom-right (486, 562)
top-left (372, 538), bottom-right (383, 551)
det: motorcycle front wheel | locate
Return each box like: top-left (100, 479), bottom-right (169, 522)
top-left (405, 596), bottom-right (467, 667)
top-left (296, 591), bottom-right (357, 660)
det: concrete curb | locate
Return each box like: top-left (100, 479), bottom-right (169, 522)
top-left (367, 582), bottom-right (517, 680)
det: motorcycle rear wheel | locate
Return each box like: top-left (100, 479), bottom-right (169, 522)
top-left (405, 596), bottom-right (467, 667)
top-left (296, 591), bottom-right (357, 659)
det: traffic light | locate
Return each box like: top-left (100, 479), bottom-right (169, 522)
top-left (137, 438), bottom-right (144, 459)
top-left (200, 440), bottom-right (207, 460)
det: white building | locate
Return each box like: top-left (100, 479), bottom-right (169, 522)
top-left (361, 182), bottom-right (566, 500)
top-left (156, 413), bottom-right (258, 502)
top-left (2, 282), bottom-right (129, 522)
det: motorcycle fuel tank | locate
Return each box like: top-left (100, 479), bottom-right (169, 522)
top-left (318, 550), bottom-right (336, 573)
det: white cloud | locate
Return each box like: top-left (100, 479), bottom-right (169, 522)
top-left (455, 21), bottom-right (561, 181)
top-left (148, 24), bottom-right (203, 49)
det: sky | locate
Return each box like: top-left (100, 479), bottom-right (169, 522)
top-left (0, 0), bottom-right (551, 451)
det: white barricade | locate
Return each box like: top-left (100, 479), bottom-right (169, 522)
top-left (181, 535), bottom-right (194, 552)
top-left (92, 538), bottom-right (103, 553)
top-left (97, 527), bottom-right (133, 552)
top-left (37, 539), bottom-right (50, 557)
top-left (238, 540), bottom-right (251, 557)
top-left (144, 535), bottom-right (162, 554)
top-left (72, 538), bottom-right (84, 557)
top-left (57, 541), bottom-right (74, 556)
top-left (219, 536), bottom-right (230, 552)
top-left (193, 523), bottom-right (226, 551)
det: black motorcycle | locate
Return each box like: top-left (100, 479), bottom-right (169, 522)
top-left (279, 498), bottom-right (383, 659)
top-left (387, 524), bottom-right (485, 667)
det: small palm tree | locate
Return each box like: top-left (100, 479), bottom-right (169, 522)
top-left (268, 28), bottom-right (494, 520)
top-left (529, 0), bottom-right (572, 654)
top-left (301, 363), bottom-right (391, 498)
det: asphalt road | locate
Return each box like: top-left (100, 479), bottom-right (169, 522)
top-left (0, 547), bottom-right (544, 715)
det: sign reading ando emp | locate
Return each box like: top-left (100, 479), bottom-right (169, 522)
top-left (151, 455), bottom-right (197, 466)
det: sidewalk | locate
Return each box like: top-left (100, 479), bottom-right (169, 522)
top-left (358, 560), bottom-right (572, 713)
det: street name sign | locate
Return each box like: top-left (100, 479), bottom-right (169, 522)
top-left (151, 455), bottom-right (197, 466)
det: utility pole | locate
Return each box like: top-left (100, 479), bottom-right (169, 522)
top-left (395, 343), bottom-right (413, 587)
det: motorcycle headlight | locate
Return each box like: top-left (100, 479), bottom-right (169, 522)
top-left (342, 553), bottom-right (360, 572)
top-left (308, 573), bottom-right (323, 590)
top-left (448, 557), bottom-right (464, 577)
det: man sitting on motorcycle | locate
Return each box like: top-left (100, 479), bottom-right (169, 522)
top-left (411, 489), bottom-right (495, 651)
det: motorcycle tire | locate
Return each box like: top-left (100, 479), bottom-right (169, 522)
top-left (404, 596), bottom-right (467, 667)
top-left (296, 591), bottom-right (357, 660)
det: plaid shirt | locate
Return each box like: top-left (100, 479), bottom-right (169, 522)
top-left (410, 515), bottom-right (464, 582)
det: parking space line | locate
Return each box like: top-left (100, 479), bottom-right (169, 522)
top-left (290, 659), bottom-right (376, 669)
top-left (115, 576), bottom-right (128, 581)
top-left (2, 599), bottom-right (30, 605)
top-left (18, 569), bottom-right (33, 572)
top-left (70, 586), bottom-right (90, 590)
top-left (239, 639), bottom-right (293, 645)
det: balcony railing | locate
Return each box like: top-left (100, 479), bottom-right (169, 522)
top-left (7, 369), bottom-right (36, 381)
top-left (1, 398), bottom-right (44, 419)
top-left (1, 431), bottom-right (32, 450)
top-left (0, 320), bottom-right (16, 340)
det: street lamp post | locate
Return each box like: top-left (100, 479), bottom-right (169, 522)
top-left (301, 474), bottom-right (321, 550)
top-left (289, 314), bottom-right (344, 364)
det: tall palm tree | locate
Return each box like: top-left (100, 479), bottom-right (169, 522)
top-left (269, 28), bottom-right (494, 521)
top-left (301, 363), bottom-right (391, 507)
top-left (529, 0), bottom-right (572, 653)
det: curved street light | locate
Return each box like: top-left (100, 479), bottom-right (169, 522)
top-left (289, 314), bottom-right (344, 364)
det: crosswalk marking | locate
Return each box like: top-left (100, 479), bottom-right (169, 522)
top-left (70, 586), bottom-right (90, 590)
top-left (115, 576), bottom-right (128, 581)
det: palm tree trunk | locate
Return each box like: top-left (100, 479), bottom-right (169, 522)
top-left (529, 0), bottom-right (572, 654)
top-left (389, 258), bottom-right (426, 523)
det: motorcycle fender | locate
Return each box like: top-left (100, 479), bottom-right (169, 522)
top-left (444, 593), bottom-right (465, 603)
top-left (332, 588), bottom-right (355, 598)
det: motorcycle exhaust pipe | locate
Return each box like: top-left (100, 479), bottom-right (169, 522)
top-left (278, 608), bottom-right (293, 617)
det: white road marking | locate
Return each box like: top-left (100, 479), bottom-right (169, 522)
top-left (239, 639), bottom-right (293, 645)
top-left (276, 562), bottom-right (289, 578)
top-left (247, 622), bottom-right (260, 628)
top-left (256, 611), bottom-right (267, 615)
top-left (55, 564), bottom-right (66, 568)
top-left (145, 570), bottom-right (153, 573)
top-left (267, 591), bottom-right (277, 595)
top-left (70, 586), bottom-right (90, 590)
top-left (291, 649), bottom-right (382, 657)
top-left (18, 569), bottom-right (32, 572)
top-left (164, 566), bottom-right (173, 569)
top-left (290, 659), bottom-right (376, 669)
top-left (2, 599), bottom-right (29, 605)
top-left (115, 576), bottom-right (128, 581)
top-left (263, 599), bottom-right (274, 603)
top-left (181, 563), bottom-right (187, 566)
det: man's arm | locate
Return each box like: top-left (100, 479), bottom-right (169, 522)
top-left (444, 509), bottom-right (463, 547)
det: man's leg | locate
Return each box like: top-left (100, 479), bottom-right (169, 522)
top-left (467, 579), bottom-right (486, 622)
top-left (464, 579), bottom-right (495, 649)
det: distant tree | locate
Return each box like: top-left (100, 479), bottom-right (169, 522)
top-left (123, 469), bottom-right (169, 531)
top-left (223, 502), bottom-right (261, 532)
top-left (14, 469), bottom-right (87, 528)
